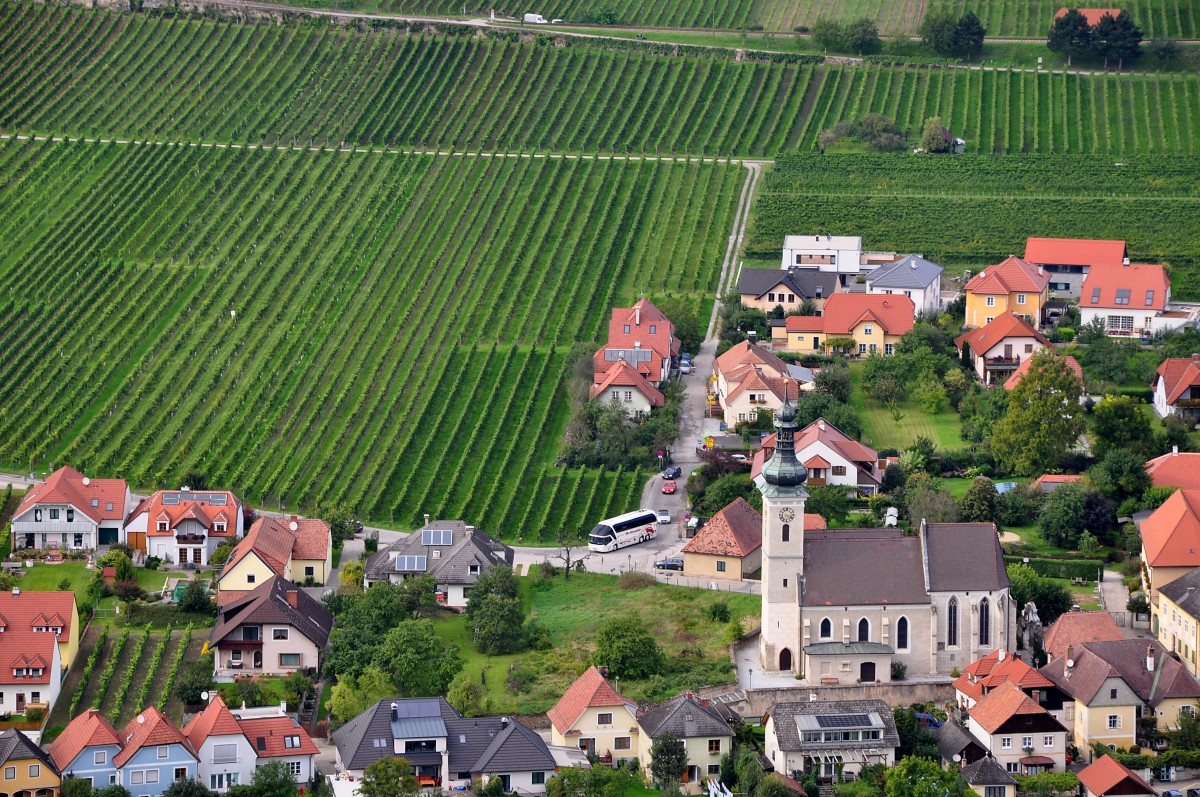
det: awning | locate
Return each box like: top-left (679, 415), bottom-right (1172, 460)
top-left (1019, 755), bottom-right (1054, 766)
top-left (399, 752), bottom-right (442, 767)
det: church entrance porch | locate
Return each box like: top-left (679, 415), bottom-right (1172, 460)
top-left (802, 641), bottom-right (893, 685)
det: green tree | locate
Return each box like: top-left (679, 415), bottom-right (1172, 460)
top-left (1048, 8), bottom-right (1094, 66)
top-left (1078, 530), bottom-right (1099, 555)
top-left (177, 579), bottom-right (212, 614)
top-left (329, 665), bottom-right (395, 723)
top-left (250, 760), bottom-right (299, 797)
top-left (920, 116), bottom-right (951, 153)
top-left (174, 656), bottom-right (214, 705)
top-left (649, 731), bottom-right (688, 789)
top-left (279, 670), bottom-right (313, 707)
top-left (62, 778), bottom-right (96, 797)
top-left (98, 787), bottom-right (132, 797)
top-left (885, 754), bottom-right (965, 797)
top-left (811, 17), bottom-right (847, 51)
top-left (992, 352), bottom-right (1084, 476)
top-left (1093, 10), bottom-right (1142, 69)
top-left (472, 595), bottom-right (527, 655)
top-left (1091, 395), bottom-right (1153, 457)
top-left (845, 18), bottom-right (882, 54)
top-left (360, 758), bottom-right (420, 797)
top-left (447, 670), bottom-right (486, 717)
top-left (1038, 482), bottom-right (1087, 548)
top-left (466, 565), bottom-right (519, 618)
top-left (912, 371), bottom-right (949, 414)
top-left (324, 577), bottom-right (438, 677)
top-left (372, 620), bottom-right (463, 696)
top-left (161, 781), bottom-right (216, 797)
top-left (954, 11), bottom-right (987, 59)
top-left (1089, 447), bottom-right (1151, 502)
top-left (919, 8), bottom-right (959, 55)
top-left (907, 483), bottom-right (960, 523)
top-left (815, 362), bottom-right (852, 404)
top-left (319, 502), bottom-right (356, 548)
top-left (960, 477), bottom-right (999, 524)
top-left (339, 560), bottom-right (364, 595)
top-left (943, 368), bottom-right (970, 409)
top-left (1007, 564), bottom-right (1073, 626)
top-left (881, 463), bottom-right (907, 495)
top-left (97, 549), bottom-right (135, 582)
top-left (594, 615), bottom-right (665, 679)
top-left (804, 484), bottom-right (850, 525)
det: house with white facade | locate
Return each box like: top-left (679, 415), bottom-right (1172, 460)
top-left (590, 359), bottom-right (665, 419)
top-left (1024, 237), bottom-right (1128, 297)
top-left (233, 709), bottom-right (319, 785)
top-left (593, 298), bottom-right (680, 388)
top-left (954, 312), bottom-right (1050, 387)
top-left (11, 466), bottom-right (130, 552)
top-left (764, 699), bottom-right (898, 783)
top-left (792, 418), bottom-right (881, 495)
top-left (965, 681), bottom-right (1068, 775)
top-left (123, 488), bottom-right (243, 567)
top-left (1152, 355), bottom-right (1200, 422)
top-left (780, 235), bottom-right (899, 286)
top-left (1079, 262), bottom-right (1187, 338)
top-left (183, 695), bottom-right (256, 792)
top-left (864, 255), bottom-right (944, 316)
top-left (635, 693), bottom-right (737, 786)
top-left (711, 340), bottom-right (813, 428)
top-left (210, 575), bottom-right (333, 676)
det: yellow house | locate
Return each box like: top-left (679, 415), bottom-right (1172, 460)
top-left (548, 666), bottom-right (639, 763)
top-left (0, 591), bottom-right (79, 670)
top-left (0, 728), bottom-right (61, 795)
top-left (964, 255), bottom-right (1051, 330)
top-left (217, 516), bottom-right (332, 604)
top-left (636, 693), bottom-right (734, 786)
top-left (1137, 489), bottom-right (1200, 633)
top-left (681, 497), bottom-right (761, 581)
top-left (784, 293), bottom-right (914, 355)
top-left (1157, 566), bottom-right (1200, 676)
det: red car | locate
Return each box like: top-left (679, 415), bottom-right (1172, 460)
top-left (662, 480), bottom-right (677, 495)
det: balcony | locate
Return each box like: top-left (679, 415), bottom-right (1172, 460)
top-left (1175, 398), bottom-right (1200, 408)
top-left (984, 356), bottom-right (1020, 367)
top-left (11, 521), bottom-right (94, 535)
top-left (175, 533), bottom-right (207, 544)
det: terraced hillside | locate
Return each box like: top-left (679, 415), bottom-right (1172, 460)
top-left (4, 5), bottom-right (1200, 156)
top-left (0, 137), bottom-right (741, 532)
top-left (747, 154), bottom-right (1200, 297)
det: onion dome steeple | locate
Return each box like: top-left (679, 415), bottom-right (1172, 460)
top-left (760, 383), bottom-right (808, 489)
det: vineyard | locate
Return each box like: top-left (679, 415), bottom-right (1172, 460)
top-left (747, 154), bottom-right (1200, 297)
top-left (0, 137), bottom-right (740, 533)
top-left (3, 5), bottom-right (1200, 157)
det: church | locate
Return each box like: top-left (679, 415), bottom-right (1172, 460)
top-left (755, 400), bottom-right (1013, 683)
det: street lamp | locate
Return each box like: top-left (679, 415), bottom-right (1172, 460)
top-left (748, 667), bottom-right (753, 690)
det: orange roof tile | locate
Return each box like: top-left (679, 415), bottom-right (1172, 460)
top-left (714, 340), bottom-right (790, 381)
top-left (16, 466), bottom-right (127, 525)
top-left (784, 316), bottom-right (825, 333)
top-left (953, 650), bottom-right (1054, 702)
top-left (955, 311), bottom-right (1049, 355)
top-left (1140, 489), bottom-right (1200, 568)
top-left (724, 369), bottom-right (791, 406)
top-left (126, 489), bottom-right (241, 539)
top-left (605, 298), bottom-right (679, 361)
top-left (803, 513), bottom-right (827, 530)
top-left (114, 707), bottom-right (194, 769)
top-left (1024, 237), bottom-right (1126, 269)
top-left (969, 681), bottom-right (1054, 734)
top-left (1081, 263), bottom-right (1169, 311)
top-left (1077, 754), bottom-right (1154, 795)
top-left (682, 497), bottom-right (762, 558)
top-left (1054, 7), bottom-right (1124, 26)
top-left (591, 359), bottom-right (665, 406)
top-left (236, 716), bottom-right (319, 758)
top-left (48, 708), bottom-right (121, 772)
top-left (221, 516), bottom-right (329, 579)
top-left (1042, 612), bottom-right (1124, 662)
top-left (964, 256), bottom-right (1050, 295)
top-left (547, 666), bottom-right (636, 735)
top-left (1005, 355), bottom-right (1082, 390)
top-left (1029, 474), bottom-right (1087, 492)
top-left (182, 694), bottom-right (244, 751)
top-left (1146, 451), bottom-right (1200, 491)
top-left (1155, 356), bottom-right (1200, 406)
top-left (816, 293), bottom-right (915, 336)
top-left (0, 591), bottom-right (75, 685)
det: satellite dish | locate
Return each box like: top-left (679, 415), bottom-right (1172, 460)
top-left (289, 521), bottom-right (299, 532)
top-left (1066, 658), bottom-right (1075, 668)
top-left (82, 477), bottom-right (90, 486)
top-left (137, 714), bottom-right (145, 724)
top-left (952, 754), bottom-right (961, 763)
top-left (201, 691), bottom-right (210, 701)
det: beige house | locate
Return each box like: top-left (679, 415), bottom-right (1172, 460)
top-left (712, 340), bottom-right (811, 427)
top-left (1156, 566), bottom-right (1200, 676)
top-left (1138, 488), bottom-right (1200, 632)
top-left (957, 756), bottom-right (1017, 797)
top-left (217, 516), bottom-right (331, 604)
top-left (736, 267), bottom-right (838, 314)
top-left (965, 682), bottom-right (1067, 776)
top-left (954, 312), bottom-right (1050, 387)
top-left (681, 497), bottom-right (761, 580)
top-left (636, 693), bottom-right (735, 786)
top-left (210, 575), bottom-right (333, 675)
top-left (548, 666), bottom-right (638, 763)
top-left (590, 359), bottom-right (665, 419)
top-left (763, 699), bottom-right (898, 783)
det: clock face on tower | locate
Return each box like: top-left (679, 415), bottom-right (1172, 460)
top-left (778, 508), bottom-right (795, 522)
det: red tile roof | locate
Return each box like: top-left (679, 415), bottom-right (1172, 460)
top-left (1155, 356), bottom-right (1200, 405)
top-left (1005, 355), bottom-right (1082, 390)
top-left (1054, 7), bottom-right (1124, 26)
top-left (126, 489), bottom-right (241, 539)
top-left (590, 359), bottom-right (665, 407)
top-left (1140, 489), bottom-right (1200, 568)
top-left (605, 298), bottom-right (679, 360)
top-left (794, 419), bottom-right (879, 471)
top-left (784, 316), bottom-right (825, 333)
top-left (714, 340), bottom-right (790, 382)
top-left (114, 707), bottom-right (195, 768)
top-left (953, 650), bottom-right (1054, 702)
top-left (1146, 451), bottom-right (1200, 490)
top-left (969, 681), bottom-right (1054, 734)
top-left (547, 666), bottom-right (636, 735)
top-left (1029, 474), bottom-right (1087, 492)
top-left (236, 716), bottom-right (319, 758)
top-left (724, 368), bottom-right (791, 406)
top-left (16, 467), bottom-right (127, 526)
top-left (182, 694), bottom-right (243, 751)
top-left (221, 516), bottom-right (330, 580)
top-left (803, 513), bottom-right (827, 530)
top-left (1042, 612), bottom-right (1124, 662)
top-left (814, 293), bottom-right (915, 336)
top-left (0, 591), bottom-right (75, 684)
top-left (682, 497), bottom-right (762, 558)
top-left (1077, 754), bottom-right (1154, 796)
top-left (1024, 237), bottom-right (1126, 269)
top-left (955, 311), bottom-right (1049, 355)
top-left (1081, 263), bottom-right (1169, 311)
top-left (48, 708), bottom-right (121, 771)
top-left (964, 256), bottom-right (1050, 295)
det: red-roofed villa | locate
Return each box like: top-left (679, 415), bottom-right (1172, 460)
top-left (590, 359), bottom-right (665, 418)
top-left (124, 487), bottom-right (244, 567)
top-left (12, 466), bottom-right (130, 552)
top-left (548, 666), bottom-right (638, 761)
top-left (1080, 262), bottom-right (1183, 339)
top-left (1153, 355), bottom-right (1200, 422)
top-left (1077, 754), bottom-right (1154, 796)
top-left (1024, 237), bottom-right (1127, 297)
top-left (954, 312), bottom-right (1050, 386)
top-left (682, 497), bottom-right (762, 580)
top-left (1146, 448), bottom-right (1200, 490)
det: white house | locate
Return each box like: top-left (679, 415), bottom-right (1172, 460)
top-left (184, 695), bottom-right (257, 792)
top-left (864, 255), bottom-right (944, 316)
top-left (589, 359), bottom-right (665, 419)
top-left (954, 312), bottom-right (1050, 387)
top-left (1153, 355), bottom-right (1200, 422)
top-left (1079, 262), bottom-right (1184, 338)
top-left (781, 235), bottom-right (901, 285)
top-left (11, 466), bottom-right (129, 551)
top-left (764, 699), bottom-right (898, 783)
top-left (784, 418), bottom-right (881, 495)
top-left (123, 488), bottom-right (244, 567)
top-left (234, 711), bottom-right (319, 785)
top-left (965, 682), bottom-right (1067, 775)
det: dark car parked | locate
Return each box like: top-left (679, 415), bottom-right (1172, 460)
top-left (655, 556), bottom-right (684, 571)
top-left (661, 466), bottom-right (682, 480)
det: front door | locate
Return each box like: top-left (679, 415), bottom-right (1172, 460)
top-left (859, 662), bottom-right (876, 682)
top-left (253, 650), bottom-right (263, 669)
top-left (779, 648), bottom-right (792, 671)
top-left (15, 694), bottom-right (25, 712)
top-left (192, 548), bottom-right (203, 564)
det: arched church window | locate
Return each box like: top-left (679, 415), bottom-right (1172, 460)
top-left (819, 618), bottom-right (831, 638)
top-left (782, 524), bottom-right (789, 542)
top-left (897, 617), bottom-right (909, 650)
top-left (857, 618), bottom-right (869, 642)
top-left (948, 598), bottom-right (959, 647)
top-left (979, 598), bottom-right (990, 646)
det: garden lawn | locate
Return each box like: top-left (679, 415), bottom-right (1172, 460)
top-left (941, 476), bottom-right (1030, 499)
top-left (849, 363), bottom-right (965, 452)
top-left (17, 562), bottom-right (91, 594)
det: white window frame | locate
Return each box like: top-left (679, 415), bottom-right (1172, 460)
top-left (986, 296), bottom-right (995, 307)
top-left (1108, 714), bottom-right (1121, 729)
top-left (1001, 737), bottom-right (1011, 749)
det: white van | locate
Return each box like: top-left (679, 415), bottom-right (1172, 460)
top-left (524, 13), bottom-right (548, 23)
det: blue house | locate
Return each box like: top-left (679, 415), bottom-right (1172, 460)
top-left (47, 708), bottom-right (124, 789)
top-left (114, 707), bottom-right (197, 796)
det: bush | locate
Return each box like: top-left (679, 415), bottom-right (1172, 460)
top-left (1003, 556), bottom-right (1104, 581)
top-left (24, 706), bottom-right (44, 722)
top-left (707, 601), bottom-right (731, 623)
top-left (617, 571), bottom-right (656, 590)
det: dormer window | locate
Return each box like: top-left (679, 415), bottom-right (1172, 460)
top-left (469, 565), bottom-right (480, 576)
top-left (1146, 290), bottom-right (1155, 306)
top-left (106, 502), bottom-right (113, 511)
top-left (215, 523), bottom-right (226, 533)
top-left (1114, 288), bottom-right (1131, 306)
top-left (284, 735), bottom-right (301, 749)
top-left (1091, 287), bottom-right (1101, 304)
top-left (157, 521), bottom-right (168, 532)
top-left (32, 668), bottom-right (42, 677)
top-left (432, 550), bottom-right (441, 559)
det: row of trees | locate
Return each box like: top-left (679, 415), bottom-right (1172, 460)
top-left (919, 10), bottom-right (987, 60)
top-left (1049, 8), bottom-right (1143, 67)
top-left (811, 17), bottom-right (883, 55)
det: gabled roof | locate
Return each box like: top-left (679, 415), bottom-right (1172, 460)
top-left (470, 719), bottom-right (555, 774)
top-left (1005, 355), bottom-right (1082, 390)
top-left (682, 497), bottom-right (761, 558)
top-left (817, 293), bottom-right (915, 336)
top-left (794, 418), bottom-right (879, 469)
top-left (1154, 356), bottom-right (1200, 405)
top-left (1054, 7), bottom-right (1125, 26)
top-left (220, 516), bottom-right (330, 580)
top-left (363, 520), bottom-right (514, 584)
top-left (865, 255), bottom-right (943, 290)
top-left (954, 311), bottom-right (1049, 354)
top-left (211, 576), bottom-right (334, 649)
top-left (237, 716), bottom-right (319, 759)
top-left (767, 699), bottom-right (898, 752)
top-left (125, 488), bottom-right (240, 537)
top-left (0, 728), bottom-right (57, 773)
top-left (1081, 263), bottom-right (1169, 311)
top-left (0, 591), bottom-right (74, 685)
top-left (182, 694), bottom-right (243, 751)
top-left (1146, 451), bottom-right (1200, 490)
top-left (606, 298), bottom-right (679, 360)
top-left (959, 755), bottom-right (1017, 787)
top-left (333, 698), bottom-right (456, 772)
top-left (1028, 473), bottom-right (1087, 492)
top-left (964, 255), bottom-right (1050, 295)
top-left (1040, 639), bottom-right (1200, 707)
top-left (1042, 611), bottom-right (1123, 662)
top-left (638, 693), bottom-right (733, 740)
top-left (737, 267), bottom-right (839, 302)
top-left (1077, 754), bottom-right (1154, 796)
top-left (714, 340), bottom-right (790, 382)
top-left (590, 359), bottom-right (665, 407)
top-left (1139, 489), bottom-right (1200, 568)
top-left (936, 721), bottom-right (986, 764)
top-left (547, 666), bottom-right (636, 735)
top-left (724, 368), bottom-right (792, 407)
top-left (953, 649), bottom-right (1054, 702)
top-left (1024, 237), bottom-right (1126, 269)
top-left (48, 709), bottom-right (122, 771)
top-left (16, 466), bottom-right (127, 526)
top-left (968, 681), bottom-right (1058, 735)
top-left (114, 707), bottom-right (195, 768)
top-left (1159, 566), bottom-right (1200, 619)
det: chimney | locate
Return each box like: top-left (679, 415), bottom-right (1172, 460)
top-left (500, 717), bottom-right (509, 729)
top-left (635, 305), bottom-right (641, 326)
top-left (1123, 256), bottom-right (1131, 266)
top-left (1192, 353), bottom-right (1199, 364)
top-left (997, 649), bottom-right (1005, 662)
top-left (285, 589), bottom-right (299, 609)
top-left (391, 702), bottom-right (399, 720)
top-left (11, 588), bottom-right (17, 597)
top-left (748, 330), bottom-right (757, 342)
top-left (423, 513), bottom-right (430, 526)
top-left (1147, 646), bottom-right (1156, 672)
top-left (817, 420), bottom-right (825, 430)
top-left (1174, 445), bottom-right (1180, 456)
top-left (465, 525), bottom-right (475, 535)
top-left (1038, 265), bottom-right (1044, 275)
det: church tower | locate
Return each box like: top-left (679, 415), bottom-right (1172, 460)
top-left (755, 392), bottom-right (808, 674)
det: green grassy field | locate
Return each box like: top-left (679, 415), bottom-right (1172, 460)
top-left (16, 562), bottom-right (172, 599)
top-left (849, 363), bottom-right (964, 452)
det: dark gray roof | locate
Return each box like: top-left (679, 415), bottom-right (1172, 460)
top-left (803, 642), bottom-right (894, 655)
top-left (1159, 566), bottom-right (1200, 616)
top-left (865, 255), bottom-right (943, 290)
top-left (936, 721), bottom-right (985, 764)
top-left (767, 700), bottom-right (898, 753)
top-left (0, 728), bottom-right (56, 773)
top-left (638, 694), bottom-right (734, 740)
top-left (738, 267), bottom-right (838, 302)
top-left (332, 698), bottom-right (459, 772)
top-left (445, 716), bottom-right (506, 774)
top-left (959, 755), bottom-right (1017, 786)
top-left (801, 529), bottom-right (929, 606)
top-left (924, 522), bottom-right (1009, 593)
top-left (364, 520), bottom-right (515, 585)
top-left (211, 575), bottom-right (334, 648)
top-left (470, 720), bottom-right (555, 774)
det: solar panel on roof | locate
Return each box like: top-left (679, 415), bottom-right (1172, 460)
top-left (395, 555), bottom-right (428, 572)
top-left (422, 529), bottom-right (453, 546)
top-left (209, 494), bottom-right (228, 505)
top-left (393, 698), bottom-right (442, 718)
top-left (163, 493), bottom-right (180, 505)
top-left (815, 714), bottom-right (872, 729)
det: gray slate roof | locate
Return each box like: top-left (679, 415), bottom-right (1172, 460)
top-left (470, 719), bottom-right (555, 774)
top-left (211, 575), bottom-right (334, 648)
top-left (0, 728), bottom-right (57, 773)
top-left (767, 699), bottom-right (898, 753)
top-left (332, 698), bottom-right (458, 772)
top-left (803, 641), bottom-right (894, 655)
top-left (738, 267), bottom-right (839, 302)
top-left (865, 255), bottom-right (943, 290)
top-left (638, 693), bottom-right (734, 740)
top-left (364, 520), bottom-right (515, 585)
top-left (445, 716), bottom-right (506, 774)
top-left (924, 522), bottom-right (1008, 594)
top-left (1159, 566), bottom-right (1200, 617)
top-left (936, 721), bottom-right (985, 764)
top-left (1040, 639), bottom-right (1200, 707)
top-left (959, 755), bottom-right (1017, 786)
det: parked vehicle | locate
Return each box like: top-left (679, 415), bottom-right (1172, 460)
top-left (679, 361), bottom-right (692, 374)
top-left (731, 453), bottom-right (749, 462)
top-left (524, 13), bottom-right (548, 23)
top-left (587, 509), bottom-right (658, 552)
top-left (656, 509), bottom-right (672, 524)
top-left (661, 479), bottom-right (677, 494)
top-left (661, 466), bottom-right (682, 480)
top-left (655, 556), bottom-right (684, 571)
